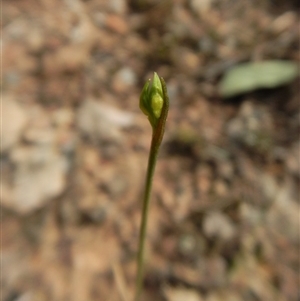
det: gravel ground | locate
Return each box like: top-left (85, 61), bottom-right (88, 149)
top-left (1, 0), bottom-right (299, 301)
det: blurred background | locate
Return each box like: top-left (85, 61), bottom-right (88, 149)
top-left (1, 0), bottom-right (299, 300)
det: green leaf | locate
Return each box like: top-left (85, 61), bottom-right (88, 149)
top-left (219, 60), bottom-right (298, 97)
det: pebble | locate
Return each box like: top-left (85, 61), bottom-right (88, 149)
top-left (77, 99), bottom-right (134, 143)
top-left (190, 0), bottom-right (213, 17)
top-left (52, 108), bottom-right (75, 128)
top-left (271, 11), bottom-right (297, 34)
top-left (14, 292), bottom-right (33, 301)
top-left (105, 14), bottom-right (129, 34)
top-left (226, 101), bottom-right (273, 152)
top-left (1, 95), bottom-right (28, 152)
top-left (2, 146), bottom-right (67, 214)
top-left (178, 233), bottom-right (197, 255)
top-left (266, 177), bottom-right (299, 242)
top-left (163, 287), bottom-right (203, 301)
top-left (26, 28), bottom-right (45, 53)
top-left (172, 47), bottom-right (201, 75)
top-left (214, 179), bottom-right (228, 197)
top-left (1, 102), bottom-right (72, 214)
top-left (285, 142), bottom-right (300, 177)
top-left (108, 0), bottom-right (128, 15)
top-left (69, 17), bottom-right (99, 50)
top-left (111, 67), bottom-right (137, 93)
top-left (240, 203), bottom-right (262, 226)
top-left (203, 256), bottom-right (227, 288)
top-left (203, 211), bottom-right (236, 241)
top-left (43, 46), bottom-right (89, 74)
top-left (4, 18), bottom-right (29, 39)
top-left (23, 127), bottom-right (55, 145)
top-left (226, 117), bottom-right (244, 140)
top-left (218, 160), bottom-right (234, 180)
top-left (206, 290), bottom-right (241, 301)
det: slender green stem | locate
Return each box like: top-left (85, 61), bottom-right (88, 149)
top-left (135, 76), bottom-right (169, 301)
top-left (135, 136), bottom-right (159, 301)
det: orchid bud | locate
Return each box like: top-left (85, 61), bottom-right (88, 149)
top-left (139, 72), bottom-right (164, 128)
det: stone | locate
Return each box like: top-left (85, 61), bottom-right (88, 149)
top-left (190, 0), bottom-right (213, 17)
top-left (172, 47), bottom-right (201, 75)
top-left (206, 290), bottom-right (241, 301)
top-left (52, 108), bottom-right (74, 128)
top-left (271, 11), bottom-right (297, 34)
top-left (105, 14), bottom-right (129, 34)
top-left (77, 99), bottom-right (134, 143)
top-left (1, 146), bottom-right (67, 214)
top-left (43, 46), bottom-right (89, 74)
top-left (14, 292), bottom-right (33, 301)
top-left (1, 95), bottom-right (28, 152)
top-left (285, 142), bottom-right (300, 177)
top-left (203, 211), bottom-right (236, 241)
top-left (163, 287), bottom-right (203, 301)
top-left (266, 177), bottom-right (299, 242)
top-left (111, 67), bottom-right (137, 93)
top-left (226, 101), bottom-right (273, 152)
top-left (26, 27), bottom-right (45, 53)
top-left (108, 0), bottom-right (128, 15)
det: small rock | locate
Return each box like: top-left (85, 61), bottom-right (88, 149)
top-left (266, 177), bottom-right (299, 242)
top-left (91, 11), bottom-right (107, 28)
top-left (226, 101), bottom-right (273, 152)
top-left (4, 18), bottom-right (29, 39)
top-left (285, 142), bottom-right (300, 177)
top-left (190, 0), bottom-right (213, 17)
top-left (196, 163), bottom-right (213, 194)
top-left (23, 127), bottom-right (55, 145)
top-left (271, 11), bottom-right (297, 34)
top-left (77, 99), bottom-right (134, 143)
top-left (198, 36), bottom-right (216, 55)
top-left (214, 179), bottom-right (229, 197)
top-left (108, 0), bottom-right (128, 15)
top-left (1, 146), bottom-right (67, 214)
top-left (178, 234), bottom-right (197, 256)
top-left (163, 287), bottom-right (203, 301)
top-left (172, 47), bottom-right (201, 75)
top-left (15, 292), bottom-right (33, 301)
top-left (171, 5), bottom-right (199, 39)
top-left (111, 67), bottom-right (137, 93)
top-left (226, 117), bottom-right (244, 140)
top-left (43, 46), bottom-right (89, 74)
top-left (26, 28), bottom-right (45, 53)
top-left (218, 160), bottom-right (234, 180)
top-left (52, 108), bottom-right (75, 128)
top-left (203, 211), bottom-right (236, 241)
top-left (202, 256), bottom-right (227, 288)
top-left (240, 203), bottom-right (262, 226)
top-left (206, 290), bottom-right (241, 301)
top-left (69, 17), bottom-right (99, 50)
top-left (259, 173), bottom-right (278, 201)
top-left (1, 95), bottom-right (28, 152)
top-left (4, 71), bottom-right (21, 87)
top-left (105, 14), bottom-right (129, 34)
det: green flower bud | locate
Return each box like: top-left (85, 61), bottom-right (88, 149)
top-left (139, 72), bottom-right (164, 128)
